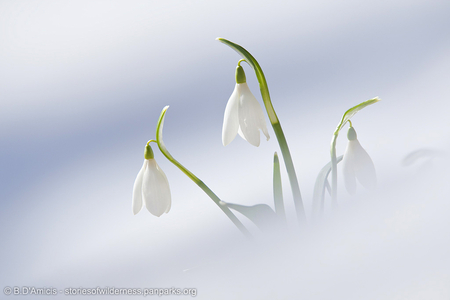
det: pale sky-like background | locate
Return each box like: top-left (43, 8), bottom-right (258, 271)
top-left (1, 0), bottom-right (450, 299)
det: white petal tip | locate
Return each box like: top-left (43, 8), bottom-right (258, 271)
top-left (132, 204), bottom-right (143, 215)
top-left (263, 129), bottom-right (270, 142)
top-left (147, 206), bottom-right (164, 217)
top-left (248, 140), bottom-right (260, 147)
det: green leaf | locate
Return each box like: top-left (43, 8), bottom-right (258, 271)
top-left (223, 202), bottom-right (280, 232)
top-left (273, 152), bottom-right (285, 221)
top-left (312, 155), bottom-right (343, 217)
top-left (334, 97), bottom-right (380, 135)
top-left (402, 148), bottom-right (442, 166)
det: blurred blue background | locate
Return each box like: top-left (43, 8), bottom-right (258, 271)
top-left (1, 0), bottom-right (450, 299)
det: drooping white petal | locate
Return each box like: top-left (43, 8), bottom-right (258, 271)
top-left (222, 84), bottom-right (240, 146)
top-left (131, 160), bottom-right (146, 215)
top-left (237, 127), bottom-right (247, 142)
top-left (259, 119), bottom-right (270, 142)
top-left (142, 159), bottom-right (171, 217)
top-left (342, 139), bottom-right (376, 195)
top-left (237, 83), bottom-right (269, 147)
top-left (342, 143), bottom-right (357, 195)
top-left (351, 140), bottom-right (377, 190)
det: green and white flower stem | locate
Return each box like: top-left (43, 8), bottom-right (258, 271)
top-left (217, 38), bottom-right (306, 226)
top-left (330, 120), bottom-right (352, 209)
top-left (330, 135), bottom-right (339, 209)
top-left (155, 106), bottom-right (252, 239)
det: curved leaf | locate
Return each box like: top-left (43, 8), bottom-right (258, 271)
top-left (313, 155), bottom-right (343, 217)
top-left (273, 152), bottom-right (285, 221)
top-left (223, 202), bottom-right (280, 232)
top-left (402, 148), bottom-right (443, 166)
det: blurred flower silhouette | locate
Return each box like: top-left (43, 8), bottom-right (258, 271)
top-left (342, 126), bottom-right (376, 195)
top-left (222, 64), bottom-right (270, 147)
top-left (132, 143), bottom-right (171, 216)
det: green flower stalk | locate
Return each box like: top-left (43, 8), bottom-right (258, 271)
top-left (217, 37), bottom-right (306, 226)
top-left (155, 106), bottom-right (252, 238)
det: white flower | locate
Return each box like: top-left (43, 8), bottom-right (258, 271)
top-left (132, 146), bottom-right (171, 216)
top-left (342, 127), bottom-right (376, 195)
top-left (222, 65), bottom-right (270, 147)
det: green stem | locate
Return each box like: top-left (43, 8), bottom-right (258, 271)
top-left (156, 106), bottom-right (251, 238)
top-left (330, 134), bottom-right (338, 209)
top-left (217, 38), bottom-right (306, 226)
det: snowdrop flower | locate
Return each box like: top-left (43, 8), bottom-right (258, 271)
top-left (132, 142), bottom-right (171, 216)
top-left (342, 126), bottom-right (376, 195)
top-left (222, 64), bottom-right (270, 147)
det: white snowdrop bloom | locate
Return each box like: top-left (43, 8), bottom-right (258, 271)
top-left (222, 65), bottom-right (270, 147)
top-left (132, 144), bottom-right (171, 216)
top-left (342, 126), bottom-right (376, 195)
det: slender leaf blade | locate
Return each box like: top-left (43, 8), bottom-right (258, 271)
top-left (312, 155), bottom-right (343, 217)
top-left (273, 152), bottom-right (286, 221)
top-left (223, 202), bottom-right (280, 232)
